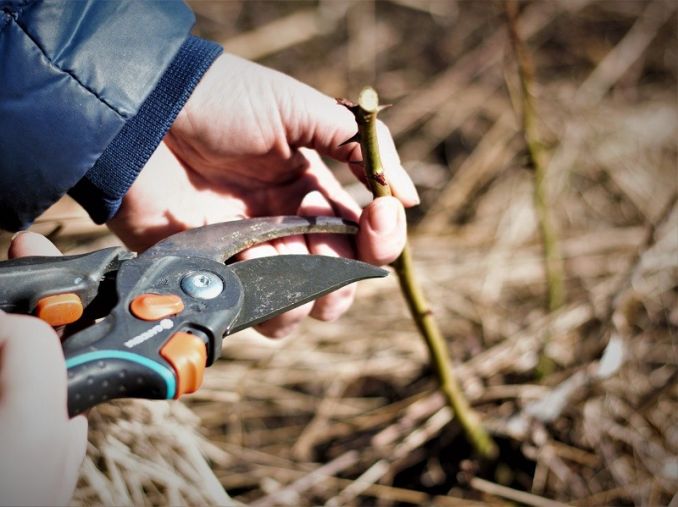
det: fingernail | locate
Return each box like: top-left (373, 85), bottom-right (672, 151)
top-left (10, 231), bottom-right (27, 242)
top-left (402, 174), bottom-right (421, 206)
top-left (368, 197), bottom-right (402, 235)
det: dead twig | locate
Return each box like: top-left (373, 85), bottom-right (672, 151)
top-left (249, 451), bottom-right (359, 507)
top-left (470, 477), bottom-right (571, 507)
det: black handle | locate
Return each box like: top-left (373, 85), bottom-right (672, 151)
top-left (59, 254), bottom-right (241, 416)
top-left (66, 355), bottom-right (175, 416)
top-left (62, 310), bottom-right (179, 416)
top-left (0, 247), bottom-right (126, 313)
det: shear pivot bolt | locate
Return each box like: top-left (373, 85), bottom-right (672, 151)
top-left (181, 271), bottom-right (223, 300)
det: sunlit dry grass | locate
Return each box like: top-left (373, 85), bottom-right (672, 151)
top-left (1, 1), bottom-right (674, 505)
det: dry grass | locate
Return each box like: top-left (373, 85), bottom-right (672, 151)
top-left (2, 0), bottom-right (675, 505)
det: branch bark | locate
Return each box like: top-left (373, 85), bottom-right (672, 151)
top-left (338, 88), bottom-right (497, 459)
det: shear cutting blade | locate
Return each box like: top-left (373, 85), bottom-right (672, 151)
top-left (142, 216), bottom-right (358, 262)
top-left (227, 255), bottom-right (387, 334)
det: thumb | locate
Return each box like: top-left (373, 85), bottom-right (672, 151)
top-left (283, 84), bottom-right (420, 207)
top-left (3, 233), bottom-right (66, 405)
top-left (0, 312), bottom-right (67, 416)
top-left (357, 196), bottom-right (407, 266)
top-left (8, 231), bottom-right (62, 259)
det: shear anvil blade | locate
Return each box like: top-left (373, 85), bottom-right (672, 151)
top-left (142, 216), bottom-right (358, 262)
top-left (227, 254), bottom-right (387, 334)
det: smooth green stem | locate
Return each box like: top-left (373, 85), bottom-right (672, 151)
top-left (392, 245), bottom-right (497, 458)
top-left (346, 87), bottom-right (498, 459)
top-left (354, 88), bottom-right (391, 198)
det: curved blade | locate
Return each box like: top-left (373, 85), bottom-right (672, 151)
top-left (141, 216), bottom-right (358, 262)
top-left (227, 255), bottom-right (387, 334)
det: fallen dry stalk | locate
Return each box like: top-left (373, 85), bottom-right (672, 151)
top-left (338, 87), bottom-right (497, 459)
top-left (470, 477), bottom-right (571, 507)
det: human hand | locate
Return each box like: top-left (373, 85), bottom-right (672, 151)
top-left (108, 53), bottom-right (419, 337)
top-left (0, 233), bottom-right (87, 506)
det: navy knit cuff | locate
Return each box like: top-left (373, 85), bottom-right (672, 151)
top-left (69, 36), bottom-right (223, 224)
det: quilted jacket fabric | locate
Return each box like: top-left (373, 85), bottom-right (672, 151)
top-left (0, 0), bottom-right (222, 231)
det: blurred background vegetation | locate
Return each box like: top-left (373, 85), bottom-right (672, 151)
top-left (2, 1), bottom-right (674, 505)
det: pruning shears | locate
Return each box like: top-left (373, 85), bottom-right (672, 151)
top-left (0, 217), bottom-right (386, 417)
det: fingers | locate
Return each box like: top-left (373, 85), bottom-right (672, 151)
top-left (238, 189), bottom-right (359, 337)
top-left (296, 149), bottom-right (407, 266)
top-left (299, 191), bottom-right (356, 322)
top-left (243, 149), bottom-right (405, 338)
top-left (287, 151), bottom-right (358, 321)
top-left (7, 232), bottom-right (102, 484)
top-left (373, 121), bottom-right (420, 207)
top-left (238, 242), bottom-right (314, 338)
top-left (3, 233), bottom-right (68, 412)
top-left (8, 232), bottom-right (68, 339)
top-left (0, 312), bottom-right (66, 416)
top-left (53, 413), bottom-right (89, 504)
top-left (296, 148), bottom-right (361, 222)
top-left (284, 84), bottom-right (419, 208)
top-left (357, 196), bottom-right (408, 266)
top-left (8, 231), bottom-right (62, 259)
top-left (0, 312), bottom-right (88, 506)
top-left (342, 122), bottom-right (420, 208)
top-left (108, 142), bottom-right (211, 252)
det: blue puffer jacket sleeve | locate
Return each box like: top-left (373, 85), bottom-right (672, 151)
top-left (0, 0), bottom-right (222, 231)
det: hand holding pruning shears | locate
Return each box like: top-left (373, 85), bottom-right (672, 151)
top-left (0, 217), bottom-right (386, 417)
top-left (109, 54), bottom-right (419, 337)
top-left (0, 233), bottom-right (87, 506)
